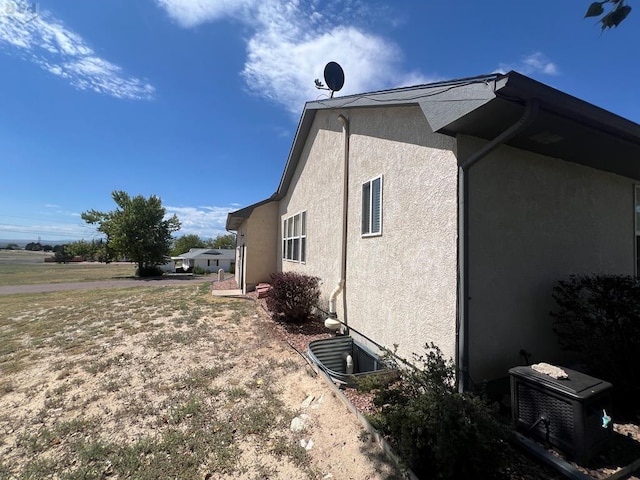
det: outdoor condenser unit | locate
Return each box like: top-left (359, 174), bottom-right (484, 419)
top-left (509, 365), bottom-right (613, 464)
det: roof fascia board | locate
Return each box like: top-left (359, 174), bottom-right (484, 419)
top-left (226, 196), bottom-right (277, 231)
top-left (418, 80), bottom-right (498, 132)
top-left (496, 72), bottom-right (640, 143)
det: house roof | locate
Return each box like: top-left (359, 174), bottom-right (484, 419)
top-left (226, 71), bottom-right (640, 230)
top-left (173, 248), bottom-right (235, 260)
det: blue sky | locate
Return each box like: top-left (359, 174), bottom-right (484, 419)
top-left (0, 0), bottom-right (638, 242)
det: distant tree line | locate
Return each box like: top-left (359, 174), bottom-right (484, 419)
top-left (3, 189), bottom-right (236, 276)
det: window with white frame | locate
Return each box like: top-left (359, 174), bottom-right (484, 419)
top-left (283, 211), bottom-right (306, 262)
top-left (362, 175), bottom-right (382, 236)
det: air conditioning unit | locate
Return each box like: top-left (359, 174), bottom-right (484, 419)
top-left (509, 365), bottom-right (613, 464)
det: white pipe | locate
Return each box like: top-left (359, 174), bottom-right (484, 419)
top-left (327, 114), bottom-right (350, 321)
top-left (328, 280), bottom-right (344, 314)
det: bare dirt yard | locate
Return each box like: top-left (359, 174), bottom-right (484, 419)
top-left (0, 283), bottom-right (402, 479)
top-left (1, 267), bottom-right (639, 479)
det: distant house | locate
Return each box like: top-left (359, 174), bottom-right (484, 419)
top-left (169, 248), bottom-right (235, 273)
top-left (226, 71), bottom-right (640, 389)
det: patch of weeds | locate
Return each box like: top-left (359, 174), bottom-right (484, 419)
top-left (75, 439), bottom-right (113, 464)
top-left (235, 403), bottom-right (282, 436)
top-left (0, 461), bottom-right (13, 479)
top-left (227, 386), bottom-right (249, 401)
top-left (176, 366), bottom-right (225, 390)
top-left (0, 380), bottom-right (15, 395)
top-left (170, 398), bottom-right (203, 424)
top-left (271, 435), bottom-right (311, 468)
top-left (83, 352), bottom-right (132, 375)
top-left (44, 392), bottom-right (65, 409)
top-left (17, 427), bottom-right (57, 454)
top-left (230, 311), bottom-right (243, 324)
top-left (358, 429), bottom-right (372, 442)
top-left (108, 423), bottom-right (239, 478)
top-left (71, 377), bottom-right (85, 387)
top-left (104, 379), bottom-right (123, 393)
top-left (56, 417), bottom-right (99, 437)
top-left (251, 464), bottom-right (278, 479)
top-left (19, 458), bottom-right (58, 479)
top-left (53, 383), bottom-right (71, 396)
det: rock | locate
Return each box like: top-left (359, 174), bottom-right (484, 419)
top-left (311, 393), bottom-right (324, 409)
top-left (290, 413), bottom-right (310, 432)
top-left (301, 395), bottom-right (314, 409)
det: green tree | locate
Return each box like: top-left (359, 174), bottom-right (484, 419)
top-left (205, 233), bottom-right (236, 250)
top-left (172, 234), bottom-right (206, 256)
top-left (54, 245), bottom-right (72, 263)
top-left (81, 191), bottom-right (181, 276)
top-left (586, 0), bottom-right (632, 29)
top-left (66, 239), bottom-right (107, 261)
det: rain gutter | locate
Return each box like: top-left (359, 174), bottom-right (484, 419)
top-left (457, 99), bottom-right (540, 392)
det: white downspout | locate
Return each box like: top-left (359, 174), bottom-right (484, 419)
top-left (325, 114), bottom-right (350, 333)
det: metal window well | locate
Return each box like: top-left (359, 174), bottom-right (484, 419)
top-left (509, 365), bottom-right (613, 464)
top-left (307, 336), bottom-right (391, 387)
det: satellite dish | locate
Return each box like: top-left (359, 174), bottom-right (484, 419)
top-left (323, 61), bottom-right (344, 97)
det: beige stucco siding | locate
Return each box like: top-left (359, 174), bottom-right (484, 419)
top-left (236, 201), bottom-right (278, 292)
top-left (463, 136), bottom-right (635, 382)
top-left (279, 111), bottom-right (344, 293)
top-left (281, 106), bottom-right (459, 364)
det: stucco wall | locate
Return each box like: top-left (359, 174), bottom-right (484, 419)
top-left (279, 111), bottom-right (344, 296)
top-left (237, 201), bottom-right (279, 292)
top-left (281, 106), bottom-right (459, 364)
top-left (463, 136), bottom-right (635, 382)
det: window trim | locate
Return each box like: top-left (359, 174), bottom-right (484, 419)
top-left (282, 210), bottom-right (306, 263)
top-left (362, 175), bottom-right (383, 237)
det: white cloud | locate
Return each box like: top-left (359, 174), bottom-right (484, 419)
top-left (155, 0), bottom-right (257, 28)
top-left (0, 7), bottom-right (155, 99)
top-left (166, 205), bottom-right (236, 238)
top-left (155, 0), bottom-right (433, 114)
top-left (497, 52), bottom-right (559, 77)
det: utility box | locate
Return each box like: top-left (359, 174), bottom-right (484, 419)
top-left (509, 365), bottom-right (613, 464)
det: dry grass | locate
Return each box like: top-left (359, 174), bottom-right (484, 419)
top-left (0, 280), bottom-right (401, 480)
top-left (0, 284), bottom-right (327, 479)
top-left (0, 261), bottom-right (136, 287)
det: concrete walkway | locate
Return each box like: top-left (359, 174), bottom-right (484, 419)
top-left (211, 289), bottom-right (244, 297)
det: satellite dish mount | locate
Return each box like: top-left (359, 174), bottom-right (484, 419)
top-left (314, 61), bottom-right (345, 98)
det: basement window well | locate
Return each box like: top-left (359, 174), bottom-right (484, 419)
top-left (307, 336), bottom-right (392, 388)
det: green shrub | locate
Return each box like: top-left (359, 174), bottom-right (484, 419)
top-left (135, 265), bottom-right (164, 277)
top-left (266, 272), bottom-right (320, 323)
top-left (362, 344), bottom-right (506, 479)
top-left (551, 274), bottom-right (640, 415)
top-left (193, 265), bottom-right (206, 275)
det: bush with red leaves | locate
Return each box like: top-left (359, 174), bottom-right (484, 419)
top-left (266, 272), bottom-right (320, 323)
